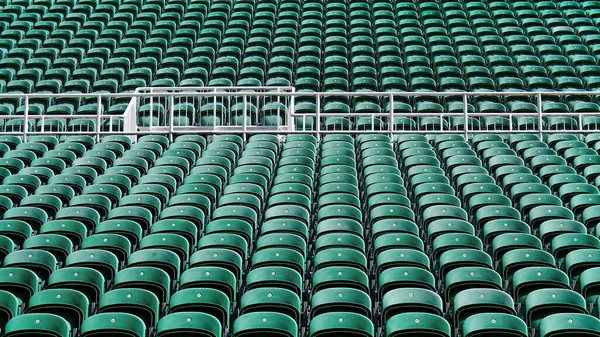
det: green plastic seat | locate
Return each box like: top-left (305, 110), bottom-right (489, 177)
top-left (539, 313), bottom-right (600, 337)
top-left (463, 313), bottom-right (527, 337)
top-left (379, 266), bottom-right (435, 300)
top-left (0, 290), bottom-right (20, 330)
top-left (25, 289), bottom-right (89, 329)
top-left (156, 312), bottom-right (222, 337)
top-left (3, 313), bottom-right (71, 337)
top-left (22, 234), bottom-right (73, 263)
top-left (309, 312), bottom-right (373, 337)
top-left (97, 288), bottom-right (159, 329)
top-left (385, 312), bottom-right (450, 337)
top-left (3, 207), bottom-right (48, 231)
top-left (3, 249), bottom-right (57, 280)
top-left (179, 266), bottom-right (236, 302)
top-left (240, 287), bottom-right (300, 322)
top-left (45, 266), bottom-right (104, 304)
top-left (453, 288), bottom-right (515, 333)
top-left (80, 313), bottom-right (146, 337)
top-left (492, 233), bottom-right (543, 262)
top-left (232, 312), bottom-right (297, 337)
top-left (526, 289), bottom-right (588, 331)
top-left (382, 288), bottom-right (443, 323)
top-left (0, 220), bottom-right (32, 246)
top-left (552, 233), bottom-right (600, 265)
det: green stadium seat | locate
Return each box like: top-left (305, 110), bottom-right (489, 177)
top-left (156, 312), bottom-right (222, 337)
top-left (3, 313), bottom-right (71, 337)
top-left (80, 313), bottom-right (146, 337)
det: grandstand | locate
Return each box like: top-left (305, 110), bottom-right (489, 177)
top-left (3, 0), bottom-right (600, 336)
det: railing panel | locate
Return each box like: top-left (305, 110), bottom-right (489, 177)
top-left (0, 88), bottom-right (600, 137)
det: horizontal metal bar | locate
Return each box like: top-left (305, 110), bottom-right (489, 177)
top-left (0, 115), bottom-right (125, 119)
top-left (1, 112), bottom-right (598, 119)
top-left (2, 90), bottom-right (600, 99)
top-left (18, 129), bottom-right (600, 136)
top-left (290, 112), bottom-right (600, 117)
top-left (137, 86), bottom-right (296, 92)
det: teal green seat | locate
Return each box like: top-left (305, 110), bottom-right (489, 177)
top-left (80, 313), bottom-right (146, 337)
top-left (3, 313), bottom-right (71, 337)
top-left (0, 290), bottom-right (21, 330)
top-left (539, 313), bottom-right (600, 337)
top-left (4, 249), bottom-right (57, 280)
top-left (240, 286), bottom-right (300, 321)
top-left (453, 289), bottom-right (515, 333)
top-left (156, 312), bottom-right (222, 337)
top-left (232, 312), bottom-right (297, 337)
top-left (525, 289), bottom-right (587, 331)
top-left (98, 288), bottom-right (160, 329)
top-left (309, 312), bottom-right (373, 337)
top-left (385, 313), bottom-right (450, 337)
top-left (25, 289), bottom-right (89, 329)
top-left (463, 313), bottom-right (527, 337)
top-left (382, 288), bottom-right (443, 323)
top-left (170, 288), bottom-right (230, 328)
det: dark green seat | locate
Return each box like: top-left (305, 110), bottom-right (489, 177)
top-left (156, 312), bottom-right (222, 337)
top-left (3, 313), bottom-right (71, 337)
top-left (80, 313), bottom-right (146, 337)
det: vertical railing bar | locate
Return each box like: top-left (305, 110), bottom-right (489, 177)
top-left (213, 87), bottom-right (217, 130)
top-left (389, 94), bottom-right (394, 139)
top-left (579, 111), bottom-right (583, 137)
top-left (315, 93), bottom-right (321, 142)
top-left (169, 94), bottom-right (175, 142)
top-left (243, 95), bottom-right (248, 142)
top-left (23, 95), bottom-right (29, 142)
top-left (136, 90), bottom-right (140, 134)
top-left (439, 97), bottom-right (444, 134)
top-left (289, 88), bottom-right (295, 133)
top-left (149, 88), bottom-right (154, 132)
top-left (537, 93), bottom-right (543, 139)
top-left (277, 87), bottom-right (281, 131)
top-left (463, 94), bottom-right (468, 139)
top-left (371, 94), bottom-right (375, 130)
top-left (96, 95), bottom-right (102, 142)
top-left (372, 108), bottom-right (375, 131)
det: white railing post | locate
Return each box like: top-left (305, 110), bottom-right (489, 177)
top-left (96, 95), bottom-right (102, 142)
top-left (277, 87), bottom-right (281, 130)
top-left (242, 95), bottom-right (248, 142)
top-left (169, 94), bottom-right (175, 142)
top-left (213, 87), bottom-right (218, 129)
top-left (315, 93), bottom-right (321, 142)
top-left (439, 101), bottom-right (444, 134)
top-left (124, 90), bottom-right (139, 143)
top-left (288, 88), bottom-right (295, 132)
top-left (537, 93), bottom-right (543, 139)
top-left (389, 94), bottom-right (394, 139)
top-left (463, 94), bottom-right (469, 139)
top-left (149, 88), bottom-right (154, 132)
top-left (23, 95), bottom-right (29, 142)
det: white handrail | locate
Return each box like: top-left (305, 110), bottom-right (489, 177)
top-left (0, 87), bottom-right (600, 138)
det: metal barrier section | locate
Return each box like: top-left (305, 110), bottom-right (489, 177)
top-left (135, 86), bottom-right (296, 138)
top-left (0, 92), bottom-right (136, 142)
top-left (1, 88), bottom-right (600, 140)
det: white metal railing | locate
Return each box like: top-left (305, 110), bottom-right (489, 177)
top-left (134, 86), bottom-right (296, 140)
top-left (1, 88), bottom-right (600, 141)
